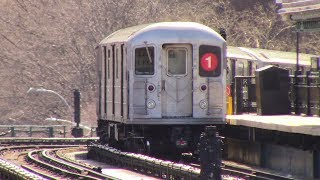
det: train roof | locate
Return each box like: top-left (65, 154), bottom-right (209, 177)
top-left (100, 22), bottom-right (224, 44)
top-left (227, 46), bottom-right (315, 66)
top-left (100, 23), bottom-right (150, 44)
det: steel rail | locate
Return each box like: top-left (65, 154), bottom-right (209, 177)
top-left (0, 158), bottom-right (43, 180)
top-left (0, 139), bottom-right (97, 180)
top-left (192, 161), bottom-right (297, 180)
top-left (26, 149), bottom-right (101, 180)
top-left (43, 148), bottom-right (117, 180)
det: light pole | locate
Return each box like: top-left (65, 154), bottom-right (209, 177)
top-left (45, 118), bottom-right (91, 130)
top-left (45, 118), bottom-right (94, 137)
top-left (27, 87), bottom-right (72, 121)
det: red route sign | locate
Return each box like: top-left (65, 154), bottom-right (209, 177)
top-left (200, 53), bottom-right (218, 71)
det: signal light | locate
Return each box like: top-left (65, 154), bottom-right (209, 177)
top-left (176, 139), bottom-right (188, 147)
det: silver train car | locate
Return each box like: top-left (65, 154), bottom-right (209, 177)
top-left (96, 22), bottom-right (227, 154)
top-left (225, 46), bottom-right (314, 114)
top-left (226, 46), bottom-right (313, 80)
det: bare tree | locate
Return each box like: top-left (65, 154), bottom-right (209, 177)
top-left (0, 0), bottom-right (318, 126)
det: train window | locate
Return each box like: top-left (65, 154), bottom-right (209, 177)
top-left (107, 49), bottom-right (111, 79)
top-left (116, 48), bottom-right (119, 79)
top-left (135, 47), bottom-right (154, 75)
top-left (167, 48), bottom-right (187, 76)
top-left (252, 64), bottom-right (257, 76)
top-left (236, 62), bottom-right (244, 76)
top-left (103, 47), bottom-right (107, 114)
top-left (311, 57), bottom-right (320, 71)
top-left (248, 61), bottom-right (257, 76)
top-left (248, 61), bottom-right (253, 76)
top-left (199, 45), bottom-right (221, 77)
top-left (103, 47), bottom-right (107, 74)
top-left (231, 59), bottom-right (236, 83)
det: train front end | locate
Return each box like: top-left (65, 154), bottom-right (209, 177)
top-left (96, 22), bottom-right (226, 153)
top-left (128, 22), bottom-right (226, 124)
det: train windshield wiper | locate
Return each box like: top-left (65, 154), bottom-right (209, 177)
top-left (144, 41), bottom-right (152, 64)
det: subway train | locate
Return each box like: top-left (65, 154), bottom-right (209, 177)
top-left (95, 22), bottom-right (227, 154)
top-left (226, 45), bottom-right (312, 83)
top-left (95, 21), bottom-right (314, 154)
top-left (225, 46), bottom-right (314, 114)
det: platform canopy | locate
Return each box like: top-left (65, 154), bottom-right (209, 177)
top-left (276, 0), bottom-right (320, 32)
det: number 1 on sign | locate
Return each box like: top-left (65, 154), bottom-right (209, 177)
top-left (200, 53), bottom-right (217, 71)
top-left (205, 56), bottom-right (212, 68)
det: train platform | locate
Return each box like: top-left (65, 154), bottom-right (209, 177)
top-left (226, 114), bottom-right (320, 136)
top-left (223, 114), bottom-right (320, 179)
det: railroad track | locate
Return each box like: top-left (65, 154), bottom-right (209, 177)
top-left (0, 137), bottom-right (113, 179)
top-left (190, 162), bottom-right (296, 180)
top-left (88, 142), bottom-right (300, 180)
top-left (0, 145), bottom-right (89, 179)
top-left (0, 137), bottom-right (98, 146)
top-left (0, 138), bottom-right (300, 179)
top-left (221, 161), bottom-right (296, 180)
top-left (0, 138), bottom-right (162, 179)
top-left (23, 147), bottom-right (115, 179)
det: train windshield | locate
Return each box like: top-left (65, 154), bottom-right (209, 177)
top-left (135, 47), bottom-right (154, 75)
top-left (167, 48), bottom-right (187, 76)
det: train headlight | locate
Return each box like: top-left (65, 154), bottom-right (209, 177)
top-left (147, 99), bottom-right (156, 109)
top-left (199, 100), bottom-right (207, 109)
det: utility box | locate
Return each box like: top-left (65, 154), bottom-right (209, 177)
top-left (256, 65), bottom-right (290, 115)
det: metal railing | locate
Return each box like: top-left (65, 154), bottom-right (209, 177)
top-left (233, 72), bottom-right (320, 116)
top-left (291, 71), bottom-right (320, 116)
top-left (0, 125), bottom-right (67, 138)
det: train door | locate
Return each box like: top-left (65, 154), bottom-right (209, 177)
top-left (161, 44), bottom-right (192, 117)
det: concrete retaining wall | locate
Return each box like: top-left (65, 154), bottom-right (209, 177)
top-left (226, 138), bottom-right (314, 178)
